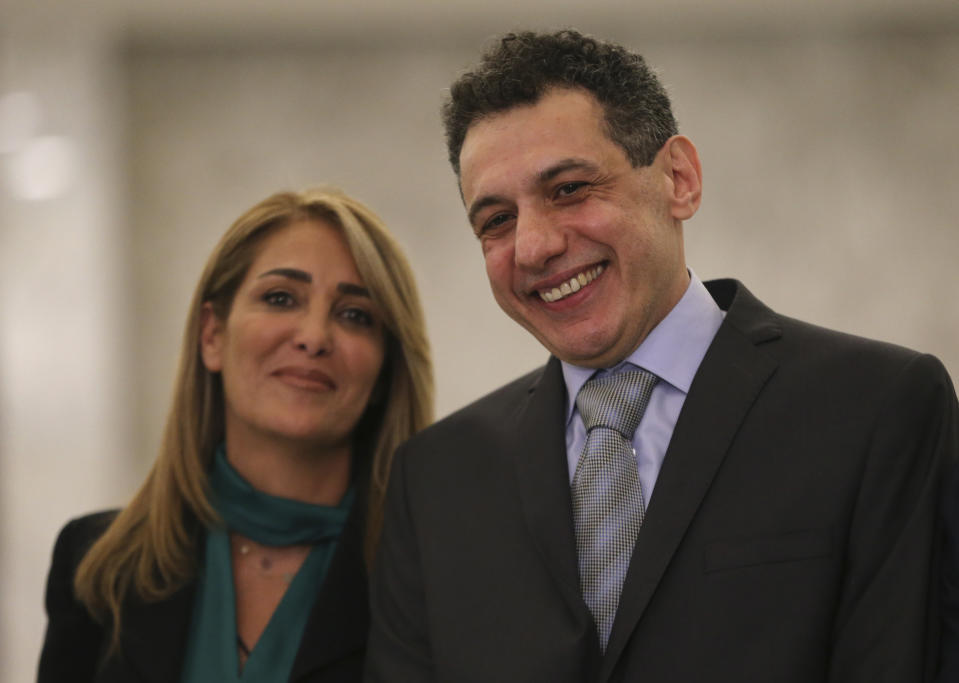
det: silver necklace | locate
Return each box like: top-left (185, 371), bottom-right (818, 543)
top-left (237, 541), bottom-right (296, 584)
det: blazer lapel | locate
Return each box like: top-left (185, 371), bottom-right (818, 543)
top-left (116, 506), bottom-right (366, 683)
top-left (288, 494), bottom-right (368, 681)
top-left (512, 357), bottom-right (588, 620)
top-left (601, 280), bottom-right (782, 676)
top-left (118, 584), bottom-right (195, 683)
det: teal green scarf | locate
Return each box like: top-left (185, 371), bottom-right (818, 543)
top-left (181, 446), bottom-right (354, 683)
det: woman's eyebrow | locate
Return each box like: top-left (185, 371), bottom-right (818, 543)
top-left (256, 270), bottom-right (369, 297)
top-left (338, 282), bottom-right (370, 298)
top-left (257, 267), bottom-right (311, 282)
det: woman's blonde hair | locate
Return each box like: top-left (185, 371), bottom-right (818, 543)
top-left (74, 187), bottom-right (433, 634)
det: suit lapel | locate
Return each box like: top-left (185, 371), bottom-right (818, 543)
top-left (118, 583), bottom-right (195, 683)
top-left (601, 280), bottom-right (782, 676)
top-left (512, 357), bottom-right (588, 619)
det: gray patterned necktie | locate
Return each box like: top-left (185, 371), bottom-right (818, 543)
top-left (572, 368), bottom-right (658, 651)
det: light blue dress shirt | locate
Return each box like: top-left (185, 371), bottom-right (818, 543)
top-left (562, 272), bottom-right (724, 509)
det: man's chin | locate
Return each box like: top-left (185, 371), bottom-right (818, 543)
top-left (540, 337), bottom-right (625, 369)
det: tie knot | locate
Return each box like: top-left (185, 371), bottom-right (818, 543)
top-left (576, 369), bottom-right (658, 439)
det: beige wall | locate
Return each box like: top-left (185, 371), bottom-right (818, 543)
top-left (128, 33), bottom-right (959, 453)
top-left (2, 9), bottom-right (958, 682)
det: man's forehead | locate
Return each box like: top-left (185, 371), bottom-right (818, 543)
top-left (458, 92), bottom-right (618, 202)
top-left (461, 87), bottom-right (604, 140)
top-left (461, 92), bottom-right (598, 151)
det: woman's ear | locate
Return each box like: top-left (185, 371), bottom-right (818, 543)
top-left (199, 302), bottom-right (225, 373)
top-left (663, 135), bottom-right (702, 221)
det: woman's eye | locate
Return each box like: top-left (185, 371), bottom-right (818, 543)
top-left (263, 291), bottom-right (295, 307)
top-left (340, 307), bottom-right (374, 327)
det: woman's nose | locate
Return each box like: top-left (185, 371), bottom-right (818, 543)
top-left (293, 313), bottom-right (333, 356)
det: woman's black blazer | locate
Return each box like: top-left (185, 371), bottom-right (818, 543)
top-left (37, 504), bottom-right (369, 683)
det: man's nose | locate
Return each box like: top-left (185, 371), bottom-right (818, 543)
top-left (513, 208), bottom-right (566, 271)
top-left (293, 311), bottom-right (333, 356)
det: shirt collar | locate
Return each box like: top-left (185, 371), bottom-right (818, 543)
top-left (561, 270), bottom-right (724, 422)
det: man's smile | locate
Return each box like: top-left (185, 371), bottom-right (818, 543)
top-left (536, 263), bottom-right (606, 303)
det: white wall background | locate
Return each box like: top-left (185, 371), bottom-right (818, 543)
top-left (2, 2), bottom-right (958, 680)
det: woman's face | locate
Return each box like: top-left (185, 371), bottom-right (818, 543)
top-left (200, 219), bottom-right (386, 452)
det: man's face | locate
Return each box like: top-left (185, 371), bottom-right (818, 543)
top-left (459, 87), bottom-right (693, 368)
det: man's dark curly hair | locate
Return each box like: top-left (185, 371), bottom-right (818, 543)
top-left (442, 29), bottom-right (678, 178)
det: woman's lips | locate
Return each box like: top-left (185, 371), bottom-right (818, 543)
top-left (273, 367), bottom-right (336, 391)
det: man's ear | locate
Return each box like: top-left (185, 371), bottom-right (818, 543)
top-left (662, 135), bottom-right (702, 221)
top-left (199, 302), bottom-right (225, 373)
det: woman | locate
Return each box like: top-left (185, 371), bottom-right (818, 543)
top-left (37, 187), bottom-right (433, 682)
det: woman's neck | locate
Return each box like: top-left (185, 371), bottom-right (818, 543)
top-left (223, 428), bottom-right (352, 506)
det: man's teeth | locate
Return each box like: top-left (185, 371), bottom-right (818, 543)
top-left (539, 264), bottom-right (605, 303)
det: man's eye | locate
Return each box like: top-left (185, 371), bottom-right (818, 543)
top-left (481, 213), bottom-right (515, 234)
top-left (263, 291), bottom-right (295, 307)
top-left (556, 182), bottom-right (588, 198)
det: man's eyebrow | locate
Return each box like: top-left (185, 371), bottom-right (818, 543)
top-left (338, 282), bottom-right (371, 298)
top-left (257, 267), bottom-right (311, 283)
top-left (466, 158), bottom-right (601, 226)
top-left (537, 158), bottom-right (600, 183)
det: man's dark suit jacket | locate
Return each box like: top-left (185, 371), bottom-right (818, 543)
top-left (938, 461), bottom-right (959, 681)
top-left (367, 279), bottom-right (958, 683)
top-left (38, 504), bottom-right (368, 683)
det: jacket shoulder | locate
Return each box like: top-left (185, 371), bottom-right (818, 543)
top-left (712, 277), bottom-right (941, 372)
top-left (771, 312), bottom-right (951, 390)
top-left (57, 510), bottom-right (119, 554)
top-left (37, 510), bottom-right (118, 683)
top-left (48, 510), bottom-right (119, 593)
top-left (411, 363), bottom-right (549, 442)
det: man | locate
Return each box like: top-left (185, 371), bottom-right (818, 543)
top-left (366, 30), bottom-right (958, 682)
top-left (942, 465), bottom-right (959, 681)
